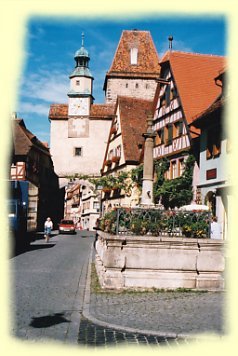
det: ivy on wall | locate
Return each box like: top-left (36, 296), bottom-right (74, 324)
top-left (65, 154), bottom-right (195, 210)
top-left (153, 155), bottom-right (195, 209)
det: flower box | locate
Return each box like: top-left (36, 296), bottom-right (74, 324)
top-left (110, 125), bottom-right (117, 135)
top-left (104, 159), bottom-right (112, 166)
top-left (102, 187), bottom-right (111, 193)
top-left (111, 156), bottom-right (120, 163)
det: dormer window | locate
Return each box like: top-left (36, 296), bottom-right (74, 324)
top-left (130, 47), bottom-right (138, 65)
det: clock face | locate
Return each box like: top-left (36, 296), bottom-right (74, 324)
top-left (69, 98), bottom-right (88, 116)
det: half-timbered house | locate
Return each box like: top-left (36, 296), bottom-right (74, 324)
top-left (152, 51), bottom-right (225, 203)
top-left (101, 96), bottom-right (153, 212)
top-left (10, 117), bottom-right (61, 230)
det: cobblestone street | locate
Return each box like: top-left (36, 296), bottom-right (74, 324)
top-left (78, 317), bottom-right (194, 348)
top-left (80, 254), bottom-right (226, 347)
top-left (88, 289), bottom-right (225, 337)
top-left (10, 233), bottom-right (226, 348)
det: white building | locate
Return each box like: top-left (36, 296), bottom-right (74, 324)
top-left (49, 34), bottom-right (114, 185)
top-left (191, 69), bottom-right (230, 239)
top-left (49, 35), bottom-right (114, 228)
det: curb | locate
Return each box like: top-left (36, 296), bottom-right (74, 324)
top-left (81, 244), bottom-right (209, 341)
top-left (65, 246), bottom-right (90, 343)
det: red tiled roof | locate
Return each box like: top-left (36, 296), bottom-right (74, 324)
top-left (103, 96), bottom-right (153, 169)
top-left (49, 103), bottom-right (115, 119)
top-left (90, 104), bottom-right (115, 118)
top-left (106, 30), bottom-right (160, 79)
top-left (119, 96), bottom-right (153, 162)
top-left (49, 104), bottom-right (68, 120)
top-left (191, 96), bottom-right (225, 127)
top-left (160, 51), bottom-right (226, 124)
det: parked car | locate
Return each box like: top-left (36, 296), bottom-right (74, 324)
top-left (58, 219), bottom-right (76, 234)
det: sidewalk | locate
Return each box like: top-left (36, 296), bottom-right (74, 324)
top-left (82, 245), bottom-right (226, 340)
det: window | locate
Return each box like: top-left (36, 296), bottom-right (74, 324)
top-left (76, 80), bottom-right (80, 86)
top-left (74, 147), bottom-right (82, 156)
top-left (165, 124), bottom-right (173, 145)
top-left (174, 120), bottom-right (183, 137)
top-left (170, 160), bottom-right (177, 179)
top-left (206, 126), bottom-right (221, 159)
top-left (130, 47), bottom-right (138, 65)
top-left (108, 149), bottom-right (114, 160)
top-left (178, 158), bottom-right (185, 176)
top-left (170, 87), bottom-right (177, 99)
top-left (156, 128), bottom-right (164, 145)
top-left (165, 85), bottom-right (171, 107)
top-left (160, 93), bottom-right (166, 107)
top-left (135, 83), bottom-right (139, 89)
top-left (93, 201), bottom-right (100, 212)
top-left (116, 145), bottom-right (121, 157)
top-left (126, 83), bottom-right (128, 88)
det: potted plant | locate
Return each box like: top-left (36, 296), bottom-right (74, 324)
top-left (104, 159), bottom-right (112, 166)
top-left (182, 224), bottom-right (193, 237)
top-left (110, 125), bottom-right (117, 135)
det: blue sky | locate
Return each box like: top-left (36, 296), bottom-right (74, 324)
top-left (17, 16), bottom-right (226, 144)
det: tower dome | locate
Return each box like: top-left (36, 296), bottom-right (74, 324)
top-left (74, 46), bottom-right (89, 59)
top-left (69, 32), bottom-right (93, 79)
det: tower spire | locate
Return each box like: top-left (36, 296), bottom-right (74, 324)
top-left (168, 35), bottom-right (173, 51)
top-left (81, 32), bottom-right (84, 47)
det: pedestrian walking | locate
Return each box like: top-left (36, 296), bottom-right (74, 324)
top-left (44, 217), bottom-right (53, 243)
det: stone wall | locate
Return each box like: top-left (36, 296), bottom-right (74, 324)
top-left (105, 78), bottom-right (157, 104)
top-left (95, 231), bottom-right (225, 290)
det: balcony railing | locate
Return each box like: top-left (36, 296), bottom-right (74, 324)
top-left (98, 207), bottom-right (211, 238)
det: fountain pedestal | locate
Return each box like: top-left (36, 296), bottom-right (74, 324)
top-left (141, 115), bottom-right (156, 206)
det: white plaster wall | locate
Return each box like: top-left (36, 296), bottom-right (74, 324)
top-left (199, 137), bottom-right (228, 185)
top-left (70, 77), bottom-right (91, 93)
top-left (50, 118), bottom-right (111, 177)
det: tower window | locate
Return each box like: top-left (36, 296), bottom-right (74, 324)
top-left (206, 126), bottom-right (221, 159)
top-left (130, 47), bottom-right (138, 65)
top-left (126, 83), bottom-right (128, 88)
top-left (74, 147), bottom-right (82, 156)
top-left (76, 80), bottom-right (80, 86)
top-left (135, 83), bottom-right (139, 89)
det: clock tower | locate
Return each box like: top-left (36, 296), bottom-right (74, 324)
top-left (68, 33), bottom-right (94, 116)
